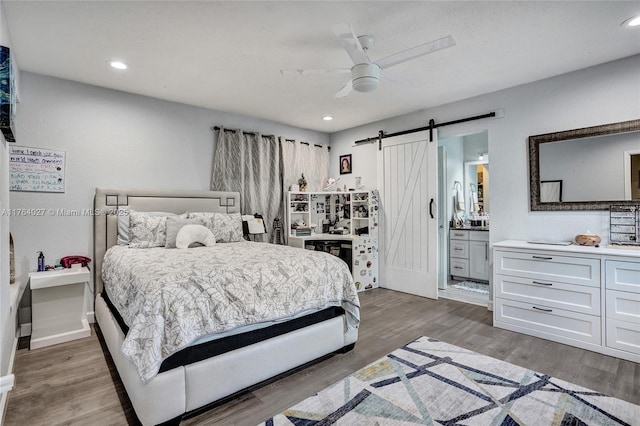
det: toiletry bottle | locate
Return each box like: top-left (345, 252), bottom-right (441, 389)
top-left (37, 251), bottom-right (45, 272)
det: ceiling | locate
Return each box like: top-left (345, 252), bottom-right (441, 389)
top-left (4, 1), bottom-right (640, 133)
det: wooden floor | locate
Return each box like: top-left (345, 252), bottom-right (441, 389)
top-left (5, 288), bottom-right (639, 425)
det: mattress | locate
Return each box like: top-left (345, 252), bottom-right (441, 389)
top-left (102, 241), bottom-right (360, 383)
top-left (102, 290), bottom-right (346, 373)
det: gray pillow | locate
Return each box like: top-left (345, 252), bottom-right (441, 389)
top-left (165, 217), bottom-right (205, 248)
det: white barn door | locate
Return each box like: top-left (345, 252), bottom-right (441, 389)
top-left (377, 130), bottom-right (438, 298)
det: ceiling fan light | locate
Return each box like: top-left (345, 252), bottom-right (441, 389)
top-left (353, 77), bottom-right (379, 93)
top-left (351, 63), bottom-right (381, 93)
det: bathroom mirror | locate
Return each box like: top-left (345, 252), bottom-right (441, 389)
top-left (529, 119), bottom-right (640, 211)
top-left (465, 160), bottom-right (489, 214)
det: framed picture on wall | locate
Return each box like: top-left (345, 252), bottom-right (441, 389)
top-left (0, 45), bottom-right (17, 142)
top-left (340, 154), bottom-right (352, 175)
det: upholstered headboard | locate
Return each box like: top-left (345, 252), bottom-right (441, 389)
top-left (93, 188), bottom-right (240, 295)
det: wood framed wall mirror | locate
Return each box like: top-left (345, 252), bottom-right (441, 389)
top-left (529, 118), bottom-right (640, 211)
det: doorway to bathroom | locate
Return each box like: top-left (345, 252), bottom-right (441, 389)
top-left (436, 130), bottom-right (490, 307)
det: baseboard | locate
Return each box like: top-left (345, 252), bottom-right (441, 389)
top-left (20, 322), bottom-right (31, 337)
top-left (0, 336), bottom-right (19, 424)
top-left (19, 312), bottom-right (94, 337)
top-left (0, 374), bottom-right (14, 394)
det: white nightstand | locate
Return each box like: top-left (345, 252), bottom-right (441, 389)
top-left (29, 267), bottom-right (91, 349)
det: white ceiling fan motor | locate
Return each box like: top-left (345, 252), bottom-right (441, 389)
top-left (350, 35), bottom-right (379, 93)
top-left (351, 63), bottom-right (381, 93)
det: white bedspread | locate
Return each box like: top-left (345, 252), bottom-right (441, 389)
top-left (102, 242), bottom-right (360, 383)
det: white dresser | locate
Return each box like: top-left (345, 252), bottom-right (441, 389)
top-left (493, 240), bottom-right (640, 363)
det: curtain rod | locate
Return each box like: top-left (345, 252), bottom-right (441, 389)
top-left (353, 110), bottom-right (499, 150)
top-left (212, 126), bottom-right (329, 151)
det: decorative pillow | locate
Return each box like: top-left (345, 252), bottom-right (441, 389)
top-left (117, 210), bottom-right (184, 245)
top-left (129, 210), bottom-right (172, 248)
top-left (175, 225), bottom-right (216, 249)
top-left (116, 208), bottom-right (130, 246)
top-left (186, 212), bottom-right (243, 243)
top-left (165, 217), bottom-right (205, 248)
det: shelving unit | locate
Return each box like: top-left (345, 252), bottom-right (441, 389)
top-left (287, 190), bottom-right (379, 291)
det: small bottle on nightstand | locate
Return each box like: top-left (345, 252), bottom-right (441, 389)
top-left (37, 251), bottom-right (45, 272)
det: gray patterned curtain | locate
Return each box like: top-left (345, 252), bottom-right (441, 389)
top-left (211, 128), bottom-right (283, 242)
top-left (280, 138), bottom-right (329, 193)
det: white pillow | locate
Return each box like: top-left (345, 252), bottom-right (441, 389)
top-left (176, 225), bottom-right (216, 249)
top-left (165, 217), bottom-right (205, 248)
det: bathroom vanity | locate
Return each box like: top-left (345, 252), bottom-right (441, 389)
top-left (450, 228), bottom-right (489, 281)
top-left (493, 240), bottom-right (640, 363)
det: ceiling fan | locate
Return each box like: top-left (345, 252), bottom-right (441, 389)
top-left (281, 23), bottom-right (456, 97)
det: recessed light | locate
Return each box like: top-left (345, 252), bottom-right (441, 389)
top-left (109, 60), bottom-right (129, 70)
top-left (322, 115), bottom-right (334, 121)
top-left (621, 14), bottom-right (640, 27)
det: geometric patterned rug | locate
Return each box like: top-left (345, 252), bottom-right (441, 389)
top-left (259, 336), bottom-right (639, 425)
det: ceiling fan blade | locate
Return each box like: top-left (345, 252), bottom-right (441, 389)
top-left (375, 35), bottom-right (456, 70)
top-left (332, 23), bottom-right (370, 65)
top-left (335, 80), bottom-right (353, 98)
top-left (281, 68), bottom-right (351, 76)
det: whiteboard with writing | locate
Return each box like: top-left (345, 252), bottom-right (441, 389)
top-left (9, 145), bottom-right (66, 192)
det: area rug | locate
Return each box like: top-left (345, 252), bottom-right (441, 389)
top-left (259, 336), bottom-right (639, 425)
top-left (450, 280), bottom-right (489, 295)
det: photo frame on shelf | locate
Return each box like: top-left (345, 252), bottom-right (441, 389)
top-left (340, 154), bottom-right (352, 175)
top-left (0, 45), bottom-right (16, 142)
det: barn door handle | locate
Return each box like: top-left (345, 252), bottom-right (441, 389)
top-left (429, 198), bottom-right (434, 219)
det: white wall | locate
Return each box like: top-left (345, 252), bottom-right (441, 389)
top-left (10, 72), bottom-right (328, 317)
top-left (330, 55), bottom-right (640, 247)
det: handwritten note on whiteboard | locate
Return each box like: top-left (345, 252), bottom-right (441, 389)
top-left (9, 145), bottom-right (66, 192)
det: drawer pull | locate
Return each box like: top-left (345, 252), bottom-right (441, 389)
top-left (532, 281), bottom-right (553, 286)
top-left (454, 248), bottom-right (463, 251)
top-left (454, 266), bottom-right (463, 270)
top-left (532, 306), bottom-right (553, 312)
top-left (532, 256), bottom-right (553, 260)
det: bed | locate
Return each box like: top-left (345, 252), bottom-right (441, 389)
top-left (93, 188), bottom-right (359, 425)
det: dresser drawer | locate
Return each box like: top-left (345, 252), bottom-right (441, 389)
top-left (606, 318), bottom-right (640, 355)
top-left (495, 274), bottom-right (600, 315)
top-left (450, 240), bottom-right (469, 258)
top-left (450, 230), bottom-right (469, 240)
top-left (606, 260), bottom-right (640, 294)
top-left (450, 258), bottom-right (469, 277)
top-left (494, 298), bottom-right (601, 345)
top-left (495, 250), bottom-right (600, 287)
top-left (606, 289), bottom-right (640, 322)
